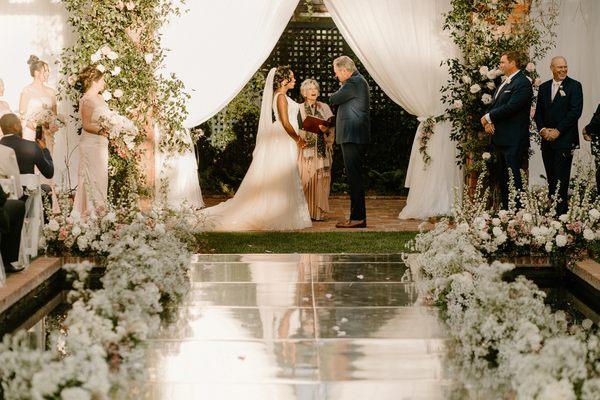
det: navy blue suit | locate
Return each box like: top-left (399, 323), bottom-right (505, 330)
top-left (0, 134), bottom-right (54, 178)
top-left (487, 70), bottom-right (533, 208)
top-left (585, 104), bottom-right (600, 192)
top-left (535, 76), bottom-right (583, 214)
top-left (330, 71), bottom-right (370, 221)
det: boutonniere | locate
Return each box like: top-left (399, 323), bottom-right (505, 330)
top-left (501, 76), bottom-right (511, 85)
top-left (559, 86), bottom-right (566, 97)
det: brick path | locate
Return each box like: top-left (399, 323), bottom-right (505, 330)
top-left (203, 196), bottom-right (434, 232)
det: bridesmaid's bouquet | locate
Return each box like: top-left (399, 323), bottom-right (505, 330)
top-left (97, 111), bottom-right (139, 158)
top-left (28, 109), bottom-right (63, 136)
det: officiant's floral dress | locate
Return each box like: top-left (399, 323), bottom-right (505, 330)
top-left (299, 101), bottom-right (335, 220)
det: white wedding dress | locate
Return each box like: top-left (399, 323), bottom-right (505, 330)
top-left (199, 68), bottom-right (311, 231)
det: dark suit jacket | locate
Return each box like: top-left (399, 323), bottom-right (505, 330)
top-left (585, 104), bottom-right (600, 137)
top-left (330, 72), bottom-right (371, 145)
top-left (487, 70), bottom-right (534, 147)
top-left (535, 76), bottom-right (583, 150)
top-left (0, 135), bottom-right (54, 178)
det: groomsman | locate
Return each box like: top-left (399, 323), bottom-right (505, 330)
top-left (583, 103), bottom-right (600, 192)
top-left (535, 56), bottom-right (583, 215)
top-left (481, 51), bottom-right (533, 209)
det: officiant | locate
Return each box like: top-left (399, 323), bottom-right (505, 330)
top-left (298, 79), bottom-right (335, 221)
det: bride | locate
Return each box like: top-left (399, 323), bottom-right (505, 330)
top-left (200, 66), bottom-right (312, 231)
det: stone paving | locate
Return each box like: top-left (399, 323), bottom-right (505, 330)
top-left (203, 196), bottom-right (434, 232)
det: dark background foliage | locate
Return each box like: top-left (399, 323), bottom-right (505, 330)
top-left (195, 20), bottom-right (418, 196)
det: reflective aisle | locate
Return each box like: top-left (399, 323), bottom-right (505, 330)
top-left (143, 254), bottom-right (453, 400)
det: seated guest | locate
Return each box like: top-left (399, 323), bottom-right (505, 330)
top-left (583, 103), bottom-right (600, 192)
top-left (0, 113), bottom-right (54, 180)
top-left (298, 79), bottom-right (335, 221)
top-left (0, 143), bottom-right (23, 199)
top-left (0, 185), bottom-right (26, 272)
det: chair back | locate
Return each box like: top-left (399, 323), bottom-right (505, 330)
top-left (0, 176), bottom-right (18, 199)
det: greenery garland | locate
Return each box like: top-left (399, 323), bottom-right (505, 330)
top-left (59, 0), bottom-right (190, 205)
top-left (441, 0), bottom-right (559, 176)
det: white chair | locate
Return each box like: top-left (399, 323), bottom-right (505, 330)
top-left (0, 176), bottom-right (18, 199)
top-left (19, 174), bottom-right (44, 266)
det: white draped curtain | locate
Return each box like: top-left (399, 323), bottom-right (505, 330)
top-left (529, 0), bottom-right (600, 186)
top-left (324, 0), bottom-right (462, 219)
top-left (0, 0), bottom-right (77, 190)
top-left (161, 0), bottom-right (300, 128)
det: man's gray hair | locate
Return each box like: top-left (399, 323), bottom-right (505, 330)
top-left (550, 56), bottom-right (567, 66)
top-left (300, 79), bottom-right (320, 98)
top-left (333, 56), bottom-right (357, 73)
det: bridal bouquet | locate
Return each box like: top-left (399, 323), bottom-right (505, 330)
top-left (97, 111), bottom-right (139, 157)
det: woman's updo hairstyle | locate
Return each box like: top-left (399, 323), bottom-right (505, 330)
top-left (273, 65), bottom-right (293, 90)
top-left (27, 55), bottom-right (48, 77)
top-left (79, 65), bottom-right (104, 92)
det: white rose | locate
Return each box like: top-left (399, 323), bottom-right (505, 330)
top-left (486, 81), bottom-right (496, 90)
top-left (90, 52), bottom-right (101, 63)
top-left (486, 70), bottom-right (498, 80)
top-left (453, 99), bottom-right (463, 109)
top-left (470, 84), bottom-right (481, 94)
top-left (582, 319), bottom-right (594, 330)
top-left (481, 93), bottom-right (492, 104)
top-left (70, 210), bottom-right (81, 222)
top-left (526, 62), bottom-right (536, 72)
top-left (534, 78), bottom-right (542, 87)
top-left (479, 66), bottom-right (489, 76)
top-left (100, 45), bottom-right (112, 55)
top-left (102, 90), bottom-right (112, 101)
top-left (47, 219), bottom-right (60, 231)
top-left (555, 234), bottom-right (567, 247)
top-left (462, 75), bottom-right (472, 85)
top-left (113, 89), bottom-right (124, 98)
top-left (126, 1), bottom-right (135, 10)
top-left (492, 227), bottom-right (503, 237)
top-left (457, 222), bottom-right (470, 233)
top-left (111, 66), bottom-right (122, 76)
top-left (96, 64), bottom-right (106, 73)
top-left (559, 214), bottom-right (568, 222)
top-left (583, 228), bottom-right (595, 241)
top-left (496, 233), bottom-right (507, 244)
top-left (479, 231), bottom-right (491, 240)
top-left (551, 221), bottom-right (562, 230)
top-left (492, 218), bottom-right (501, 226)
top-left (72, 225), bottom-right (82, 237)
top-left (522, 213), bottom-right (533, 223)
top-left (107, 51), bottom-right (118, 60)
top-left (498, 210), bottom-right (508, 219)
top-left (589, 209), bottom-right (600, 220)
top-left (545, 241), bottom-right (553, 252)
top-left (77, 235), bottom-right (89, 250)
top-left (144, 53), bottom-right (154, 64)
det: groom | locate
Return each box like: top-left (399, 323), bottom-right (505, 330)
top-left (330, 56), bottom-right (371, 228)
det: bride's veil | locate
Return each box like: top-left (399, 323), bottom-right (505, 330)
top-left (254, 67), bottom-right (277, 153)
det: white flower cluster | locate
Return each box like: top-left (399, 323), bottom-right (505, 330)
top-left (405, 166), bottom-right (600, 399)
top-left (97, 110), bottom-right (139, 152)
top-left (452, 165), bottom-right (600, 258)
top-left (0, 201), bottom-right (204, 397)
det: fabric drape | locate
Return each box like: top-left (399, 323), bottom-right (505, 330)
top-left (324, 0), bottom-right (462, 219)
top-left (161, 0), bottom-right (300, 128)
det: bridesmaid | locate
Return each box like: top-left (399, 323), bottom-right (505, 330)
top-left (73, 66), bottom-right (110, 214)
top-left (298, 79), bottom-right (335, 221)
top-left (19, 55), bottom-right (59, 152)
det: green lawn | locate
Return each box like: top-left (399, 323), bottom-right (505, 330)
top-left (195, 231), bottom-right (417, 254)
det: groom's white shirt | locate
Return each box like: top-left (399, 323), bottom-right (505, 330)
top-left (0, 143), bottom-right (23, 198)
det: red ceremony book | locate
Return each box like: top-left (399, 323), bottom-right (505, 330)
top-left (302, 115), bottom-right (334, 134)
